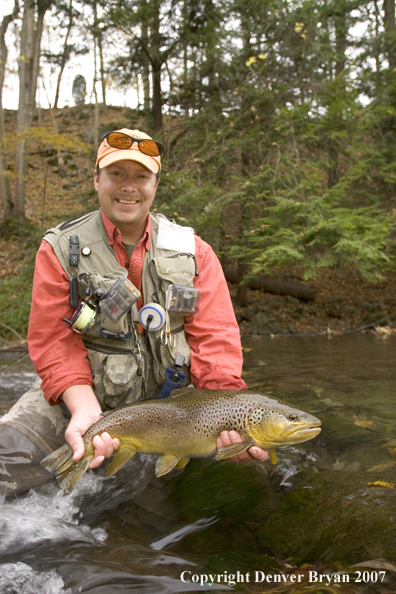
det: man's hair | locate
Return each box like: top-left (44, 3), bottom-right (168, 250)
top-left (96, 165), bottom-right (161, 182)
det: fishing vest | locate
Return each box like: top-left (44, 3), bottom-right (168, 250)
top-left (44, 210), bottom-right (195, 409)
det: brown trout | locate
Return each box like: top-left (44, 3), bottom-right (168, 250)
top-left (41, 388), bottom-right (321, 493)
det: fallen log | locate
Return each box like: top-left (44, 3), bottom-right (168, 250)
top-left (223, 268), bottom-right (317, 301)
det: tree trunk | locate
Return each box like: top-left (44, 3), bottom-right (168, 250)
top-left (0, 1), bottom-right (19, 221)
top-left (334, 4), bottom-right (347, 75)
top-left (54, 0), bottom-right (73, 109)
top-left (140, 0), bottom-right (151, 112)
top-left (203, 0), bottom-right (216, 89)
top-left (152, 63), bottom-right (163, 132)
top-left (150, 0), bottom-right (163, 132)
top-left (97, 24), bottom-right (106, 105)
top-left (14, 0), bottom-right (48, 223)
top-left (224, 268), bottom-right (317, 301)
top-left (327, 2), bottom-right (347, 189)
top-left (236, 262), bottom-right (249, 307)
top-left (93, 34), bottom-right (100, 150)
top-left (384, 0), bottom-right (396, 70)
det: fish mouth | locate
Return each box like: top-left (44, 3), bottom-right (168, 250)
top-left (279, 424), bottom-right (322, 443)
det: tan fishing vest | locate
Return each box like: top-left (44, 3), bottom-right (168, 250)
top-left (44, 210), bottom-right (195, 409)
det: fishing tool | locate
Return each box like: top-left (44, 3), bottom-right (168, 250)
top-left (64, 277), bottom-right (140, 334)
top-left (99, 278), bottom-right (140, 321)
top-left (160, 285), bottom-right (200, 349)
top-left (161, 310), bottom-right (176, 348)
top-left (157, 354), bottom-right (186, 399)
top-left (138, 303), bottom-right (166, 331)
top-left (63, 301), bottom-right (97, 334)
top-left (68, 235), bottom-right (80, 309)
top-left (165, 285), bottom-right (199, 315)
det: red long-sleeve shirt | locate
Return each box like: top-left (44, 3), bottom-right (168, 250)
top-left (28, 211), bottom-right (247, 403)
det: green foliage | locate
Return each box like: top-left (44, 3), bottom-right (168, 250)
top-left (0, 260), bottom-right (35, 341)
top-left (237, 188), bottom-right (393, 282)
top-left (0, 221), bottom-right (43, 341)
top-left (163, 92), bottom-right (396, 282)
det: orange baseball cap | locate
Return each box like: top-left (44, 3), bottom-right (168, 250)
top-left (96, 128), bottom-right (161, 173)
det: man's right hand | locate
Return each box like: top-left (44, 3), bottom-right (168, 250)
top-left (62, 385), bottom-right (119, 469)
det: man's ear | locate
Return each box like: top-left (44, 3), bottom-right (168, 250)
top-left (93, 169), bottom-right (99, 191)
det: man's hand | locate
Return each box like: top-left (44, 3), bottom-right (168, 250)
top-left (216, 430), bottom-right (269, 464)
top-left (62, 385), bottom-right (120, 469)
top-left (90, 432), bottom-right (120, 469)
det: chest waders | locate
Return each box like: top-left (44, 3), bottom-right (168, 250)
top-left (0, 212), bottom-right (196, 495)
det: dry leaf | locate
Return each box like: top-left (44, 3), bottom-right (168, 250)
top-left (354, 420), bottom-right (376, 430)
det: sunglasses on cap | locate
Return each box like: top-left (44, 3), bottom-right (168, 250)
top-left (101, 131), bottom-right (165, 157)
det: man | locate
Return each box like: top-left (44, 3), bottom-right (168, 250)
top-left (0, 128), bottom-right (268, 495)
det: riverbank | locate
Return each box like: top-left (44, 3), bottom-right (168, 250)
top-left (231, 267), bottom-right (396, 337)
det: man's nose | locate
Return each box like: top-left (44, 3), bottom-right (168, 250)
top-left (121, 176), bottom-right (137, 191)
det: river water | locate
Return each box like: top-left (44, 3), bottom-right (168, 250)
top-left (0, 334), bottom-right (395, 594)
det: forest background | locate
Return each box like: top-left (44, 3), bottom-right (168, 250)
top-left (1, 0), bottom-right (396, 343)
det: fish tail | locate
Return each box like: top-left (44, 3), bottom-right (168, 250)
top-left (41, 443), bottom-right (94, 494)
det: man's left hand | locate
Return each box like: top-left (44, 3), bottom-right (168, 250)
top-left (216, 430), bottom-right (269, 464)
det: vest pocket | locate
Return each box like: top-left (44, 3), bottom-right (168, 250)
top-left (87, 350), bottom-right (144, 409)
top-left (151, 256), bottom-right (195, 286)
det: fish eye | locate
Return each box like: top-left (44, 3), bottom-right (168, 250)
top-left (289, 414), bottom-right (299, 422)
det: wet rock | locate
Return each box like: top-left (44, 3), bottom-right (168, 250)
top-left (359, 311), bottom-right (390, 328)
top-left (247, 313), bottom-right (288, 335)
top-left (265, 297), bottom-right (283, 308)
top-left (240, 304), bottom-right (260, 321)
top-left (268, 320), bottom-right (288, 333)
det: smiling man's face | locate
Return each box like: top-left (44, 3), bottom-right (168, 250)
top-left (94, 160), bottom-right (159, 244)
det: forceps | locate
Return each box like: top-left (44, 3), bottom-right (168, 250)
top-left (161, 311), bottom-right (176, 348)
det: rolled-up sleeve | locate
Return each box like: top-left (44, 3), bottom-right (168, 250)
top-left (185, 237), bottom-right (247, 390)
top-left (27, 241), bottom-right (93, 402)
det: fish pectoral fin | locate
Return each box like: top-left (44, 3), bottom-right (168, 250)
top-left (268, 448), bottom-right (277, 464)
top-left (215, 439), bottom-right (255, 460)
top-left (106, 443), bottom-right (138, 477)
top-left (155, 453), bottom-right (181, 477)
top-left (176, 457), bottom-right (190, 469)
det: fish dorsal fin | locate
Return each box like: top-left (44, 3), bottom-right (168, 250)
top-left (215, 439), bottom-right (254, 460)
top-left (155, 453), bottom-right (181, 477)
top-left (106, 443), bottom-right (137, 477)
top-left (168, 387), bottom-right (197, 399)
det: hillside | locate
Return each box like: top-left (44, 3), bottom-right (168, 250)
top-left (1, 104), bottom-right (396, 344)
